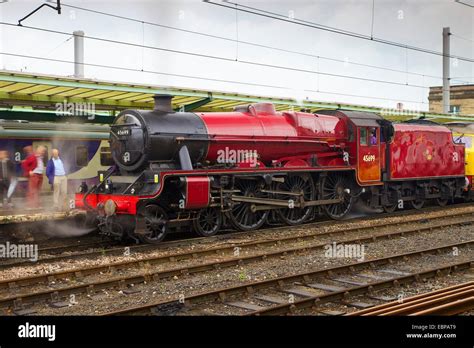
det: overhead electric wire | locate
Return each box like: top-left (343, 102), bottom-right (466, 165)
top-left (0, 51), bottom-right (289, 91)
top-left (452, 33), bottom-right (474, 43)
top-left (0, 50), bottom-right (432, 107)
top-left (454, 0), bottom-right (474, 8)
top-left (239, 59), bottom-right (429, 89)
top-left (59, 2), bottom-right (455, 82)
top-left (2, 2), bottom-right (468, 111)
top-left (43, 34), bottom-right (73, 58)
top-left (450, 32), bottom-right (474, 85)
top-left (205, 0), bottom-right (474, 65)
top-left (0, 21), bottom-right (435, 90)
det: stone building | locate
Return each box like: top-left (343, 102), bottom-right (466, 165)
top-left (429, 85), bottom-right (474, 115)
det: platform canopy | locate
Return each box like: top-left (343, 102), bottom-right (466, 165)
top-left (1, 70), bottom-right (474, 122)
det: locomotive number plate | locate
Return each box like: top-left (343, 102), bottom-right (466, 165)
top-left (116, 128), bottom-right (131, 137)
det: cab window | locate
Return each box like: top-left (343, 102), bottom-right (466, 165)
top-left (369, 128), bottom-right (378, 146)
top-left (360, 128), bottom-right (367, 145)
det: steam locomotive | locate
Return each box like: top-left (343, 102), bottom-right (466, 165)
top-left (76, 95), bottom-right (470, 243)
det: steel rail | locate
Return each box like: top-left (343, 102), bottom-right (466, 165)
top-left (100, 240), bottom-right (474, 315)
top-left (347, 281), bottom-right (474, 316)
top-left (410, 296), bottom-right (474, 315)
top-left (1, 212), bottom-right (473, 295)
top-left (246, 261), bottom-right (474, 316)
top-left (2, 204), bottom-right (472, 271)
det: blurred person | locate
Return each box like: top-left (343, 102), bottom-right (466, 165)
top-left (25, 146), bottom-right (46, 209)
top-left (21, 145), bottom-right (34, 177)
top-left (6, 150), bottom-right (18, 207)
top-left (22, 145), bottom-right (38, 207)
top-left (46, 149), bottom-right (68, 211)
top-left (24, 146), bottom-right (33, 156)
top-left (0, 150), bottom-right (15, 208)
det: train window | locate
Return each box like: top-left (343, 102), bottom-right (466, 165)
top-left (369, 128), bottom-right (378, 146)
top-left (348, 123), bottom-right (355, 142)
top-left (75, 146), bottom-right (89, 167)
top-left (100, 147), bottom-right (114, 166)
top-left (456, 136), bottom-right (472, 148)
top-left (360, 128), bottom-right (367, 145)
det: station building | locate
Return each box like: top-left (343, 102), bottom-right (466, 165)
top-left (429, 84), bottom-right (474, 115)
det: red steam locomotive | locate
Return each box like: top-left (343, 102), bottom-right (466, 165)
top-left (76, 95), bottom-right (468, 243)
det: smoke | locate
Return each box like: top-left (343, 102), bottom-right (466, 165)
top-left (2, 219), bottom-right (96, 243)
top-left (343, 200), bottom-right (382, 219)
top-left (39, 220), bottom-right (96, 238)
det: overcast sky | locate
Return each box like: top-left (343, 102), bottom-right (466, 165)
top-left (0, 0), bottom-right (473, 111)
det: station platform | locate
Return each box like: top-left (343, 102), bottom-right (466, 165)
top-left (0, 195), bottom-right (84, 225)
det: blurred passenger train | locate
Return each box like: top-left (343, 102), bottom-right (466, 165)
top-left (0, 119), bottom-right (111, 196)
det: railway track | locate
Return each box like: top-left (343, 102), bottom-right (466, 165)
top-left (0, 238), bottom-right (117, 268)
top-left (1, 208), bottom-right (472, 304)
top-left (99, 240), bottom-right (473, 315)
top-left (1, 203), bottom-right (472, 270)
top-left (34, 240), bottom-right (113, 255)
top-left (347, 281), bottom-right (474, 316)
top-left (4, 228), bottom-right (474, 313)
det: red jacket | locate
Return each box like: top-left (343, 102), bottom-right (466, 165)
top-left (21, 154), bottom-right (37, 177)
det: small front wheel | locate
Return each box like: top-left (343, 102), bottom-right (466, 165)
top-left (139, 205), bottom-right (168, 244)
top-left (193, 207), bottom-right (222, 237)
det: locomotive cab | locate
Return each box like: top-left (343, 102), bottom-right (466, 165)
top-left (318, 110), bottom-right (387, 186)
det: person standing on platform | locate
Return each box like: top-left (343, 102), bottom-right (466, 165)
top-left (0, 150), bottom-right (15, 208)
top-left (21, 146), bottom-right (34, 177)
top-left (46, 149), bottom-right (68, 211)
top-left (25, 146), bottom-right (46, 209)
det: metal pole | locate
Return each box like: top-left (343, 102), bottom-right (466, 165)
top-left (73, 30), bottom-right (84, 78)
top-left (442, 27), bottom-right (450, 114)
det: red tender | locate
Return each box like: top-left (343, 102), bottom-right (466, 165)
top-left (389, 124), bottom-right (465, 180)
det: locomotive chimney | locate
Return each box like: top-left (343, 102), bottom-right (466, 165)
top-left (153, 94), bottom-right (174, 113)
